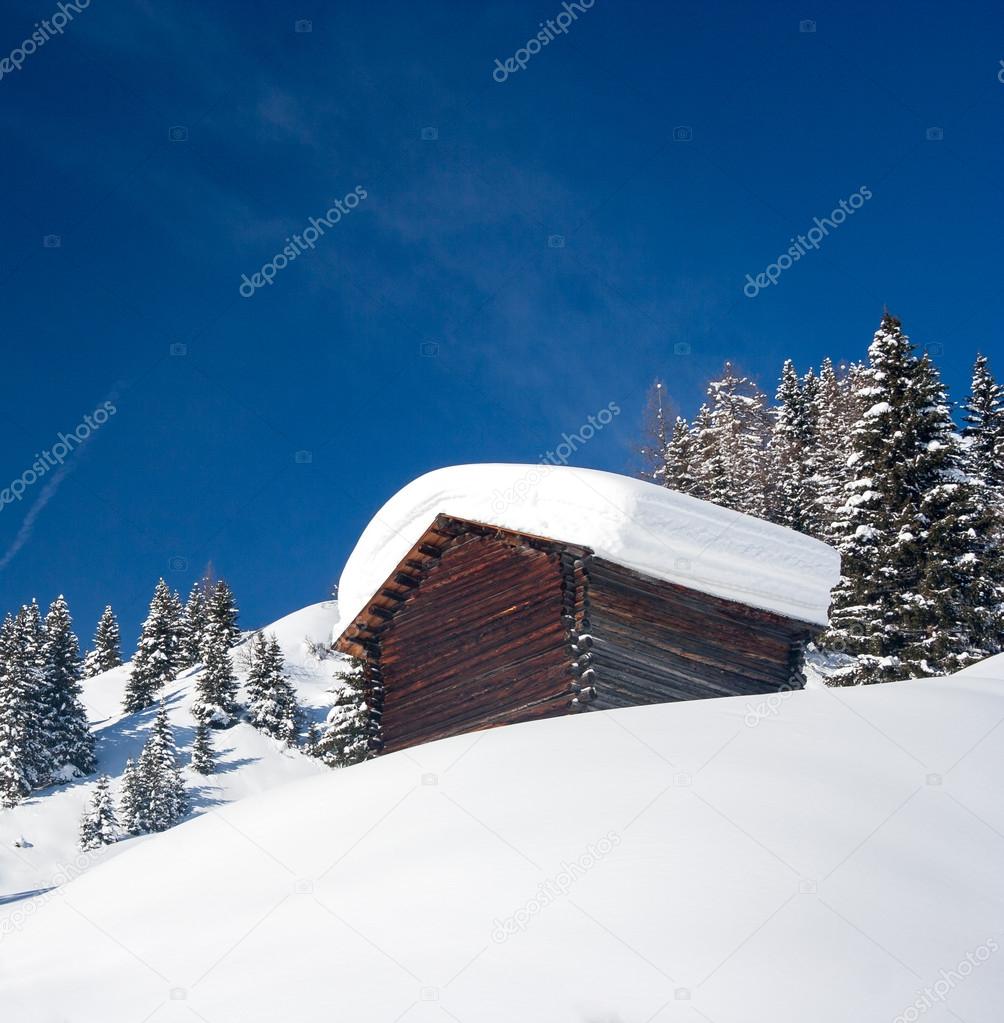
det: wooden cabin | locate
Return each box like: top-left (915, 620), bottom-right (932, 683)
top-left (334, 513), bottom-right (821, 755)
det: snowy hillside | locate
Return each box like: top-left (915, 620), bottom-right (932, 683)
top-left (3, 658), bottom-right (1002, 1022)
top-left (0, 602), bottom-right (344, 903)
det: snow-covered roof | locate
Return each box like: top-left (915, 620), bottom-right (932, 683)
top-left (336, 464), bottom-right (840, 631)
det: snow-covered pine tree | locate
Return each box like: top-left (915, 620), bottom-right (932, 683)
top-left (663, 417), bottom-right (702, 495)
top-left (192, 622), bottom-right (240, 728)
top-left (179, 581), bottom-right (208, 669)
top-left (0, 613), bottom-right (40, 807)
top-left (302, 720), bottom-right (320, 757)
top-left (202, 580), bottom-right (240, 656)
top-left (962, 354), bottom-right (1004, 491)
top-left (190, 721), bottom-right (216, 774)
top-left (82, 605), bottom-right (122, 677)
top-left (123, 579), bottom-right (184, 713)
top-left (41, 596), bottom-right (95, 780)
top-left (119, 757), bottom-right (146, 834)
top-left (314, 657), bottom-right (379, 768)
top-left (961, 354), bottom-right (1004, 649)
top-left (79, 774), bottom-right (118, 850)
top-left (136, 703), bottom-right (187, 832)
top-left (805, 358), bottom-right (856, 542)
top-left (695, 363), bottom-right (771, 517)
top-left (767, 360), bottom-right (820, 533)
top-left (245, 633), bottom-right (302, 744)
top-left (824, 315), bottom-right (919, 682)
top-left (903, 355), bottom-right (1002, 671)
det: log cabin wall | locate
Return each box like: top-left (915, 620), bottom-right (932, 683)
top-left (581, 557), bottom-right (813, 710)
top-left (335, 515), bottom-right (820, 754)
top-left (376, 532), bottom-right (578, 753)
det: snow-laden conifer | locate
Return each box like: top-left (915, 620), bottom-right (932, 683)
top-left (79, 775), bottom-right (118, 850)
top-left (123, 580), bottom-right (184, 713)
top-left (82, 605), bottom-right (122, 677)
top-left (246, 633), bottom-right (302, 744)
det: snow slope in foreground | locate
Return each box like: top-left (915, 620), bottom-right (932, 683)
top-left (336, 463), bottom-right (841, 630)
top-left (3, 663), bottom-right (1002, 1022)
top-left (0, 601), bottom-right (343, 903)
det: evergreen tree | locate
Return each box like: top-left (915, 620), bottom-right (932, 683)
top-left (962, 354), bottom-right (1004, 491)
top-left (246, 633), bottom-right (302, 744)
top-left (314, 658), bottom-right (379, 768)
top-left (190, 721), bottom-right (216, 775)
top-left (0, 613), bottom-right (41, 807)
top-left (82, 605), bottom-right (122, 677)
top-left (192, 625), bottom-right (239, 727)
top-left (79, 774), bottom-right (118, 850)
top-left (903, 356), bottom-right (1001, 670)
top-left (179, 581), bottom-right (208, 669)
top-left (693, 363), bottom-right (770, 517)
top-left (41, 596), bottom-right (95, 779)
top-left (202, 580), bottom-right (240, 657)
top-left (119, 758), bottom-right (146, 835)
top-left (303, 720), bottom-right (320, 757)
top-left (639, 380), bottom-right (671, 485)
top-left (768, 360), bottom-right (819, 532)
top-left (120, 704), bottom-right (187, 834)
top-left (805, 358), bottom-right (856, 542)
top-left (123, 580), bottom-right (184, 713)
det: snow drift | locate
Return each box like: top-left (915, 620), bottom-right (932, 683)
top-left (2, 660), bottom-right (1001, 1022)
top-left (336, 464), bottom-right (841, 633)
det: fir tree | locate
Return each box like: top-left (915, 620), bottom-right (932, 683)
top-left (190, 721), bottom-right (216, 775)
top-left (805, 358), bottom-right (856, 542)
top-left (123, 580), bottom-right (184, 713)
top-left (83, 605), bottom-right (122, 677)
top-left (693, 363), bottom-right (770, 517)
top-left (962, 354), bottom-right (1004, 492)
top-left (246, 633), bottom-right (302, 744)
top-left (120, 704), bottom-right (187, 834)
top-left (314, 658), bottom-right (379, 768)
top-left (302, 720), bottom-right (320, 757)
top-left (0, 613), bottom-right (41, 807)
top-left (41, 596), bottom-right (95, 779)
top-left (768, 360), bottom-right (819, 532)
top-left (79, 774), bottom-right (118, 850)
top-left (202, 580), bottom-right (240, 657)
top-left (192, 625), bottom-right (240, 727)
top-left (179, 581), bottom-right (208, 669)
top-left (119, 758), bottom-right (146, 835)
top-left (639, 381), bottom-right (672, 485)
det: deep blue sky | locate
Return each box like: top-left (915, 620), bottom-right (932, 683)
top-left (1, 0), bottom-right (1002, 649)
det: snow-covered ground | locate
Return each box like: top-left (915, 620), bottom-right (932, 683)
top-left (0, 601), bottom-right (344, 904)
top-left (2, 651), bottom-right (1001, 1022)
top-left (337, 463), bottom-right (841, 630)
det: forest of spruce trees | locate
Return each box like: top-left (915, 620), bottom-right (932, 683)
top-left (0, 570), bottom-right (374, 838)
top-left (640, 312), bottom-right (1004, 684)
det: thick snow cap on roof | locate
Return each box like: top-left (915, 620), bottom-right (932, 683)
top-left (336, 464), bottom-right (841, 635)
